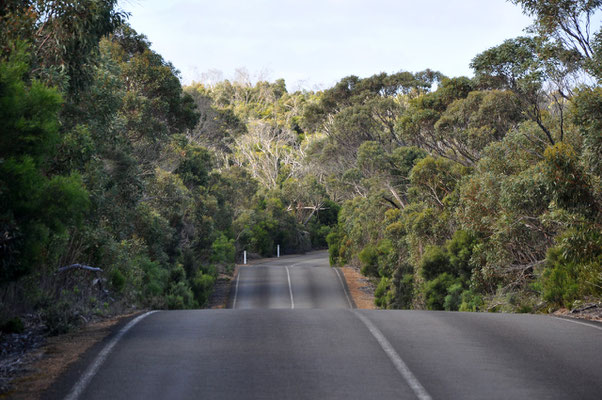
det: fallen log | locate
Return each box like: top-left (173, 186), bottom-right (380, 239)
top-left (58, 264), bottom-right (103, 273)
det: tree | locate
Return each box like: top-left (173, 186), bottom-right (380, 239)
top-left (510, 0), bottom-right (601, 70)
top-left (1, 45), bottom-right (89, 282)
top-left (234, 120), bottom-right (300, 189)
top-left (1, 0), bottom-right (127, 92)
top-left (471, 37), bottom-right (562, 144)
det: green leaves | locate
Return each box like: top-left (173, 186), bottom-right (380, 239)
top-left (471, 37), bottom-right (543, 91)
top-left (0, 43), bottom-right (62, 164)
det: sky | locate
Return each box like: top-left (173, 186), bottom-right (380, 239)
top-left (119, 0), bottom-right (533, 91)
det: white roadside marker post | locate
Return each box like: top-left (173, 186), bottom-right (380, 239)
top-left (277, 244), bottom-right (280, 258)
top-left (243, 250), bottom-right (247, 265)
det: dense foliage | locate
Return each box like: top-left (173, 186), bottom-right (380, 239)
top-left (322, 0), bottom-right (602, 312)
top-left (1, 0), bottom-right (600, 333)
top-left (0, 1), bottom-right (336, 333)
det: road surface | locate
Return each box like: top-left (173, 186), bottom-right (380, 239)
top-left (45, 252), bottom-right (602, 400)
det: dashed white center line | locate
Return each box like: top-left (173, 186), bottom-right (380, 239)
top-left (285, 265), bottom-right (295, 309)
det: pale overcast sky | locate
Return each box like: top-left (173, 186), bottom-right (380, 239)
top-left (119, 0), bottom-right (533, 90)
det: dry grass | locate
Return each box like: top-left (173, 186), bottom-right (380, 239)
top-left (341, 266), bottom-right (376, 309)
top-left (553, 304), bottom-right (602, 322)
top-left (4, 312), bottom-right (141, 400)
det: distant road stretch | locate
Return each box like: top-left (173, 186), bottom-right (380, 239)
top-left (46, 252), bottom-right (602, 400)
top-left (229, 251), bottom-right (352, 309)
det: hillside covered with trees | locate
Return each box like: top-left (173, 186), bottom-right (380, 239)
top-left (1, 0), bottom-right (600, 333)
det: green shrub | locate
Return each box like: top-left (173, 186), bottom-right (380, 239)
top-left (443, 282), bottom-right (463, 311)
top-left (420, 245), bottom-right (451, 281)
top-left (42, 300), bottom-right (81, 335)
top-left (138, 256), bottom-right (168, 301)
top-left (309, 224), bottom-right (331, 248)
top-left (191, 272), bottom-right (215, 307)
top-left (359, 245), bottom-right (379, 277)
top-left (167, 281), bottom-right (195, 309)
top-left (326, 230), bottom-right (344, 266)
top-left (447, 230), bottom-right (478, 280)
top-left (541, 248), bottom-right (581, 308)
top-left (374, 277), bottom-right (392, 308)
top-left (459, 290), bottom-right (484, 311)
top-left (211, 233), bottom-right (236, 265)
top-left (110, 269), bottom-right (126, 292)
top-left (394, 272), bottom-right (414, 309)
top-left (169, 264), bottom-right (187, 284)
top-left (251, 222), bottom-right (274, 257)
top-left (425, 273), bottom-right (460, 310)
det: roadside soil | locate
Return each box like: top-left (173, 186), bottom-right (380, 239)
top-left (207, 266), bottom-right (238, 309)
top-left (0, 312), bottom-right (141, 400)
top-left (340, 266), bottom-right (376, 309)
top-left (553, 302), bottom-right (602, 322)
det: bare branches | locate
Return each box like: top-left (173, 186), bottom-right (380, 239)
top-left (234, 120), bottom-right (300, 189)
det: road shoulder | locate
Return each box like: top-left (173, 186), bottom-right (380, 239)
top-left (340, 266), bottom-right (376, 309)
top-left (4, 312), bottom-right (142, 400)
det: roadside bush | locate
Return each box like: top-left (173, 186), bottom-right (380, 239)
top-left (169, 264), bottom-right (187, 285)
top-left (447, 230), bottom-right (478, 280)
top-left (166, 281), bottom-right (195, 309)
top-left (191, 271), bottom-right (215, 307)
top-left (42, 299), bottom-right (81, 335)
top-left (326, 230), bottom-right (344, 266)
top-left (541, 226), bottom-right (602, 308)
top-left (425, 273), bottom-right (461, 310)
top-left (420, 245), bottom-right (451, 281)
top-left (359, 245), bottom-right (379, 277)
top-left (110, 269), bottom-right (126, 293)
top-left (459, 290), bottom-right (484, 311)
top-left (211, 233), bottom-right (236, 266)
top-left (393, 271), bottom-right (414, 309)
top-left (542, 248), bottom-right (581, 308)
top-left (375, 277), bottom-right (392, 308)
top-left (443, 282), bottom-right (463, 311)
top-left (251, 221), bottom-right (274, 257)
top-left (309, 223), bottom-right (331, 248)
top-left (138, 256), bottom-right (168, 303)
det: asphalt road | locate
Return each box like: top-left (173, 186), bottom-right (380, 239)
top-left (46, 252), bottom-right (602, 400)
top-left (230, 251), bottom-right (352, 309)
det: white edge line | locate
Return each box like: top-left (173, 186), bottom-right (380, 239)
top-left (353, 311), bottom-right (432, 400)
top-left (334, 268), bottom-right (353, 309)
top-left (552, 316), bottom-right (602, 331)
top-left (232, 270), bottom-right (241, 309)
top-left (64, 310), bottom-right (158, 400)
top-left (285, 266), bottom-right (295, 309)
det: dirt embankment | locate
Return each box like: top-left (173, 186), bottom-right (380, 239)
top-left (207, 266), bottom-right (238, 309)
top-left (553, 303), bottom-right (602, 322)
top-left (340, 266), bottom-right (376, 309)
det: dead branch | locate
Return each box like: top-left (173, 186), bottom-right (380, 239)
top-left (58, 264), bottom-right (103, 273)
